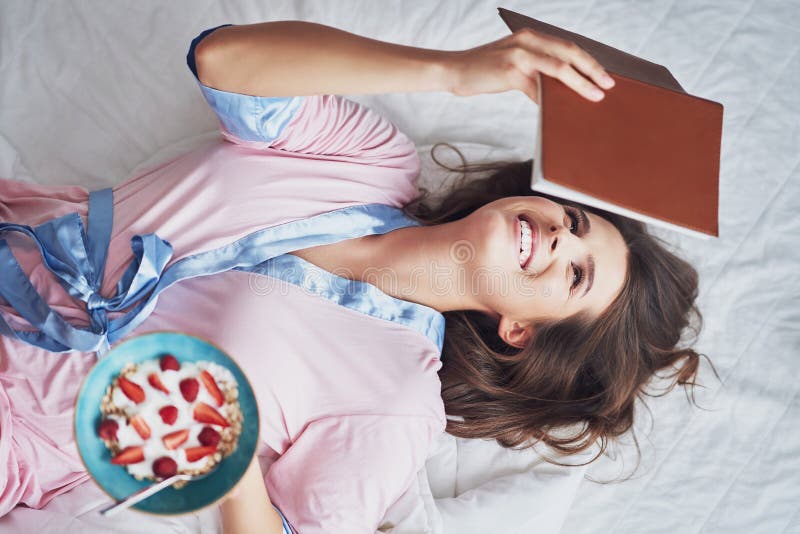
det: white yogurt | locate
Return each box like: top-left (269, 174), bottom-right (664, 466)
top-left (105, 359), bottom-right (234, 478)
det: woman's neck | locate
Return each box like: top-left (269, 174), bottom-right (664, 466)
top-left (346, 221), bottom-right (485, 313)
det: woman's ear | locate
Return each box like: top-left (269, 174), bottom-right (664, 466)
top-left (497, 316), bottom-right (534, 349)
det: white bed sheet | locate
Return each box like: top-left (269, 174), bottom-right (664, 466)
top-left (1, 1), bottom-right (798, 533)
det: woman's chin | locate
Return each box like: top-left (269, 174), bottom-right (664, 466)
top-left (468, 213), bottom-right (516, 263)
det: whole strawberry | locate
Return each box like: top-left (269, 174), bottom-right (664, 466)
top-left (160, 354), bottom-right (180, 372)
top-left (152, 456), bottom-right (178, 478)
top-left (97, 419), bottom-right (119, 441)
top-left (197, 426), bottom-right (221, 448)
top-left (159, 405), bottom-right (178, 425)
top-left (179, 378), bottom-right (199, 402)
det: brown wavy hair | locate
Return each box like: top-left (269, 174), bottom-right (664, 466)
top-left (405, 145), bottom-right (715, 463)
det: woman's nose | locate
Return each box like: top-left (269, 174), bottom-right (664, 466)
top-left (547, 223), bottom-right (569, 256)
top-left (547, 224), bottom-right (564, 254)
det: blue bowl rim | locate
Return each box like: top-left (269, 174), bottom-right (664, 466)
top-left (72, 330), bottom-right (260, 516)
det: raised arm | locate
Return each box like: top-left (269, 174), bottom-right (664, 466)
top-left (194, 21), bottom-right (449, 97)
top-left (193, 21), bottom-right (614, 103)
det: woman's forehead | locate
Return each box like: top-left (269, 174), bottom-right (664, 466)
top-left (582, 212), bottom-right (628, 316)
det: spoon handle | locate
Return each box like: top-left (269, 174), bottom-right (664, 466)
top-left (100, 474), bottom-right (193, 516)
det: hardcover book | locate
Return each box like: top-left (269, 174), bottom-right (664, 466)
top-left (499, 7), bottom-right (723, 239)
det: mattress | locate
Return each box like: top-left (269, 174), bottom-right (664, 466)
top-left (1, 1), bottom-right (798, 533)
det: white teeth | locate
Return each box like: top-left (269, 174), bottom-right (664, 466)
top-left (518, 218), bottom-right (532, 267)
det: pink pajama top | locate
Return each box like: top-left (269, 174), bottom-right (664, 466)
top-left (0, 26), bottom-right (446, 533)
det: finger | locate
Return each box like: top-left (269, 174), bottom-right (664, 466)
top-left (513, 30), bottom-right (615, 90)
top-left (548, 39), bottom-right (615, 90)
top-left (516, 50), bottom-right (605, 102)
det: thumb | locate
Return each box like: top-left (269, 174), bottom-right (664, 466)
top-left (514, 68), bottom-right (540, 104)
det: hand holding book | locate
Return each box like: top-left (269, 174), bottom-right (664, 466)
top-left (448, 27), bottom-right (615, 103)
top-left (498, 7), bottom-right (723, 239)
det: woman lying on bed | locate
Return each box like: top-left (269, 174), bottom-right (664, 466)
top-left (0, 21), bottom-right (704, 533)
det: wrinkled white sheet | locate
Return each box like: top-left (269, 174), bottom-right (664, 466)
top-left (1, 1), bottom-right (798, 533)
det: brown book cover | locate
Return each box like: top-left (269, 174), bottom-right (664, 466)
top-left (499, 8), bottom-right (723, 239)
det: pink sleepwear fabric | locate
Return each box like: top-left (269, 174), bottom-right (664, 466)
top-left (0, 85), bottom-right (446, 532)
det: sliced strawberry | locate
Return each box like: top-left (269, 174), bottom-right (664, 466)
top-left (162, 429), bottom-right (189, 450)
top-left (179, 378), bottom-right (199, 402)
top-left (199, 370), bottom-right (224, 407)
top-left (118, 376), bottom-right (145, 404)
top-left (147, 373), bottom-right (170, 394)
top-left (159, 405), bottom-right (178, 425)
top-left (192, 402), bottom-right (229, 427)
top-left (152, 456), bottom-right (178, 478)
top-left (111, 446), bottom-right (145, 465)
top-left (97, 419), bottom-right (119, 441)
top-left (130, 414), bottom-right (151, 440)
top-left (197, 426), bottom-right (221, 447)
top-left (184, 445), bottom-right (217, 463)
top-left (160, 354), bottom-right (180, 371)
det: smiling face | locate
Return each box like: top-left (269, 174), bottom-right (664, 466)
top-left (456, 195), bottom-right (629, 348)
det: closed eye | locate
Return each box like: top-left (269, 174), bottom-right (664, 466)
top-left (565, 206), bottom-right (589, 236)
top-left (571, 262), bottom-right (583, 291)
top-left (563, 205), bottom-right (594, 298)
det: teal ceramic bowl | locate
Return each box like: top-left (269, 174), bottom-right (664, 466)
top-left (74, 332), bottom-right (259, 515)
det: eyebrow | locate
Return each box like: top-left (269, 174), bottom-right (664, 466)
top-left (581, 208), bottom-right (592, 234)
top-left (580, 209), bottom-right (594, 299)
top-left (581, 254), bottom-right (595, 298)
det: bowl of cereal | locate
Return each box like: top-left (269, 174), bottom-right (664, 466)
top-left (74, 332), bottom-right (259, 515)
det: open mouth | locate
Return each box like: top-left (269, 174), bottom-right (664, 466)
top-left (517, 216), bottom-right (537, 269)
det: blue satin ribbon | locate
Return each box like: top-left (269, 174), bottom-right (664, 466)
top-left (0, 189), bottom-right (444, 355)
top-left (251, 253), bottom-right (445, 351)
top-left (0, 189), bottom-right (173, 353)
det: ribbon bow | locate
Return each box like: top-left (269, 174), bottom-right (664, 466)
top-left (0, 190), bottom-right (425, 356)
top-left (0, 189), bottom-right (173, 354)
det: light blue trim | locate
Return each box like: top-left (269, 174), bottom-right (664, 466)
top-left (249, 253), bottom-right (445, 351)
top-left (273, 505), bottom-right (294, 534)
top-left (187, 23), bottom-right (303, 144)
top-left (199, 84), bottom-right (303, 143)
top-left (106, 203), bottom-right (428, 347)
top-left (0, 191), bottom-right (445, 355)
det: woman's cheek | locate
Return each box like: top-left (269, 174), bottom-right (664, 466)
top-left (515, 273), bottom-right (540, 302)
top-left (528, 270), bottom-right (559, 301)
